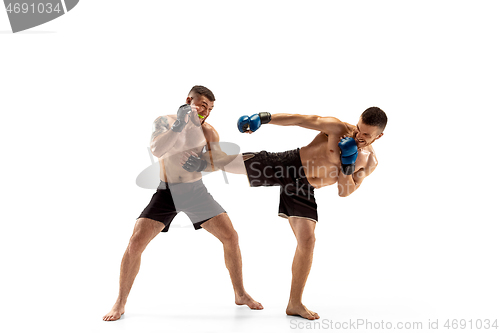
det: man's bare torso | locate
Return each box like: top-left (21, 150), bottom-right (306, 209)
top-left (158, 115), bottom-right (212, 184)
top-left (300, 123), bottom-right (376, 188)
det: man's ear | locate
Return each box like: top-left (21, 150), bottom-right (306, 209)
top-left (375, 132), bottom-right (384, 140)
top-left (186, 96), bottom-right (193, 105)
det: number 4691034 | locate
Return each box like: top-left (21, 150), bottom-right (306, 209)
top-left (6, 3), bottom-right (62, 14)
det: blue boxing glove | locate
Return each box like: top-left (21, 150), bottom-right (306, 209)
top-left (338, 137), bottom-right (358, 175)
top-left (237, 115), bottom-right (250, 133)
top-left (237, 112), bottom-right (271, 133)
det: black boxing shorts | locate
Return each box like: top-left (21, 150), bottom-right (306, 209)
top-left (137, 179), bottom-right (226, 232)
top-left (243, 148), bottom-right (318, 222)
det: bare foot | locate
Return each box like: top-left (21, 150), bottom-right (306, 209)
top-left (103, 304), bottom-right (125, 321)
top-left (286, 303), bottom-right (319, 320)
top-left (235, 292), bottom-right (264, 310)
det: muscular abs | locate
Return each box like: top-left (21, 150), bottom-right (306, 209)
top-left (159, 152), bottom-right (204, 183)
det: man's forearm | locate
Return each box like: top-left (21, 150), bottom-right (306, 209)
top-left (201, 151), bottom-right (235, 171)
top-left (151, 122), bottom-right (199, 158)
top-left (201, 151), bottom-right (247, 174)
top-left (337, 172), bottom-right (358, 197)
top-left (150, 131), bottom-right (180, 158)
top-left (201, 150), bottom-right (225, 172)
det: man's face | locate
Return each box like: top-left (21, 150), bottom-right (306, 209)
top-left (353, 118), bottom-right (384, 148)
top-left (186, 94), bottom-right (214, 125)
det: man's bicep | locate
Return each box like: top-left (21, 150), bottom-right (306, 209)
top-left (312, 116), bottom-right (346, 133)
top-left (353, 159), bottom-right (378, 185)
top-left (204, 126), bottom-right (221, 150)
top-left (352, 168), bottom-right (367, 186)
top-left (150, 116), bottom-right (170, 142)
top-left (207, 141), bottom-right (222, 153)
top-left (205, 140), bottom-right (225, 160)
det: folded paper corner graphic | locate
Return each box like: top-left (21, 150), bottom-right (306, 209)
top-left (4, 0), bottom-right (79, 33)
top-left (65, 0), bottom-right (78, 12)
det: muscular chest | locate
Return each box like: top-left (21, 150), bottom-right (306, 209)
top-left (305, 133), bottom-right (369, 178)
top-left (310, 133), bottom-right (341, 165)
top-left (172, 129), bottom-right (207, 154)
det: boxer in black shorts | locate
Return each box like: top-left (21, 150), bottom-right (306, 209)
top-left (138, 179), bottom-right (226, 231)
top-left (243, 149), bottom-right (318, 223)
top-left (103, 86), bottom-right (262, 322)
top-left (211, 108), bottom-right (386, 320)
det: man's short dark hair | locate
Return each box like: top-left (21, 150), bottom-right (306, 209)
top-left (361, 107), bottom-right (387, 132)
top-left (189, 85), bottom-right (215, 102)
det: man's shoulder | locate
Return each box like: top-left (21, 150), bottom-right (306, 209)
top-left (341, 122), bottom-right (356, 135)
top-left (202, 122), bottom-right (217, 133)
top-left (363, 146), bottom-right (378, 168)
top-left (202, 122), bottom-right (219, 141)
top-left (202, 122), bottom-right (215, 130)
top-left (323, 119), bottom-right (353, 136)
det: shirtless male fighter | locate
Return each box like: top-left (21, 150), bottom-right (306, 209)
top-left (103, 86), bottom-right (262, 321)
top-left (181, 107), bottom-right (387, 320)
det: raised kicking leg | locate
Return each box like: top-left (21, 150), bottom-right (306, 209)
top-left (201, 213), bottom-right (263, 310)
top-left (286, 217), bottom-right (320, 320)
top-left (103, 218), bottom-right (166, 321)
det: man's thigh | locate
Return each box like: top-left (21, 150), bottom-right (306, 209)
top-left (288, 216), bottom-right (316, 243)
top-left (201, 213), bottom-right (237, 243)
top-left (129, 218), bottom-right (166, 250)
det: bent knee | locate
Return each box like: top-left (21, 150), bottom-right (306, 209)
top-left (127, 241), bottom-right (145, 256)
top-left (221, 230), bottom-right (239, 246)
top-left (297, 234), bottom-right (316, 250)
top-left (127, 234), bottom-right (150, 255)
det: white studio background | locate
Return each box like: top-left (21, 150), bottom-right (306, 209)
top-left (1, 1), bottom-right (499, 333)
